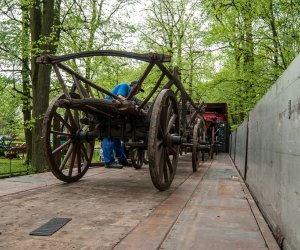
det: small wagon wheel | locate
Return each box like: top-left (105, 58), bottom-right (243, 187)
top-left (43, 93), bottom-right (94, 183)
top-left (192, 118), bottom-right (205, 172)
top-left (130, 148), bottom-right (144, 169)
top-left (148, 89), bottom-right (180, 191)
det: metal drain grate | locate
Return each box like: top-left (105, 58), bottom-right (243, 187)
top-left (30, 217), bottom-right (72, 236)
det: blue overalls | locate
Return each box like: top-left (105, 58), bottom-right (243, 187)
top-left (102, 83), bottom-right (131, 166)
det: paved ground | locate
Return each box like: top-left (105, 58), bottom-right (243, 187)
top-left (0, 153), bottom-right (279, 250)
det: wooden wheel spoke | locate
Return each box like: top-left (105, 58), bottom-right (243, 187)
top-left (155, 143), bottom-right (164, 167)
top-left (166, 99), bottom-right (174, 122)
top-left (138, 156), bottom-right (142, 165)
top-left (157, 138), bottom-right (164, 147)
top-left (54, 112), bottom-right (72, 132)
top-left (167, 114), bottom-right (177, 133)
top-left (165, 152), bottom-right (173, 174)
top-left (137, 151), bottom-right (142, 166)
top-left (168, 145), bottom-right (177, 155)
top-left (77, 146), bottom-right (82, 173)
top-left (66, 108), bottom-right (77, 129)
top-left (52, 138), bottom-right (71, 154)
top-left (74, 109), bottom-right (82, 128)
top-left (59, 143), bottom-right (75, 170)
top-left (160, 114), bottom-right (167, 134)
top-left (160, 100), bottom-right (170, 133)
top-left (157, 147), bottom-right (165, 180)
top-left (158, 124), bottom-right (164, 138)
top-left (81, 143), bottom-right (89, 162)
top-left (192, 120), bottom-right (205, 172)
top-left (197, 129), bottom-right (201, 143)
top-left (163, 150), bottom-right (169, 183)
top-left (51, 130), bottom-right (72, 137)
top-left (68, 150), bottom-right (76, 176)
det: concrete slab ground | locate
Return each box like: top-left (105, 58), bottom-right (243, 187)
top-left (0, 153), bottom-right (279, 250)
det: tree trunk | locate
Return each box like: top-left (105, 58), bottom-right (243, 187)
top-left (268, 0), bottom-right (287, 70)
top-left (85, 0), bottom-right (103, 79)
top-left (29, 0), bottom-right (41, 170)
top-left (21, 3), bottom-right (32, 164)
top-left (242, 1), bottom-right (254, 70)
top-left (188, 54), bottom-right (194, 98)
top-left (31, 0), bottom-right (58, 172)
top-left (21, 67), bottom-right (32, 164)
top-left (32, 64), bottom-right (52, 172)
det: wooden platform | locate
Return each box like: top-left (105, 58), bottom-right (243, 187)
top-left (0, 153), bottom-right (279, 249)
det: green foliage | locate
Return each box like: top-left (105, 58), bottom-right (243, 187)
top-left (200, 0), bottom-right (300, 126)
top-left (0, 79), bottom-right (23, 137)
top-left (1, 0), bottom-right (300, 137)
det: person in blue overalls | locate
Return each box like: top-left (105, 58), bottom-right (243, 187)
top-left (103, 80), bottom-right (143, 168)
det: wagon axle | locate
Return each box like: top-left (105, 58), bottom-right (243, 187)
top-left (168, 135), bottom-right (188, 145)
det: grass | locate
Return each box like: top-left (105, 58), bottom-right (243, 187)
top-left (0, 143), bottom-right (103, 178)
top-left (92, 145), bottom-right (102, 163)
top-left (0, 156), bottom-right (35, 178)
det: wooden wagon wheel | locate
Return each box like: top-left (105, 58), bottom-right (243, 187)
top-left (148, 89), bottom-right (180, 191)
top-left (43, 93), bottom-right (94, 183)
top-left (192, 118), bottom-right (205, 172)
top-left (130, 148), bottom-right (144, 169)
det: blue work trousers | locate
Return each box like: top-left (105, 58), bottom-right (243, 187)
top-left (102, 138), bottom-right (127, 166)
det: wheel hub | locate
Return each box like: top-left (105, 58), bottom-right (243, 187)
top-left (75, 130), bottom-right (89, 143)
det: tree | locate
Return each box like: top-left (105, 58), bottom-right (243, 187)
top-left (58, 0), bottom-right (137, 89)
top-left (0, 77), bottom-right (23, 136)
top-left (0, 0), bottom-right (33, 162)
top-left (30, 0), bottom-right (61, 172)
top-left (21, 1), bottom-right (32, 163)
top-left (141, 0), bottom-right (209, 98)
top-left (200, 0), bottom-right (300, 126)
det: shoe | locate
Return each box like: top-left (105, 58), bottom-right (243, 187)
top-left (118, 158), bottom-right (132, 167)
top-left (105, 162), bottom-right (123, 169)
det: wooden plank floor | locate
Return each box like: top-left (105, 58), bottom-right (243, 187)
top-left (115, 153), bottom-right (279, 250)
top-left (0, 153), bottom-right (279, 250)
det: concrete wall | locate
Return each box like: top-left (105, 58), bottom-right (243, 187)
top-left (231, 54), bottom-right (300, 250)
top-left (230, 132), bottom-right (236, 160)
top-left (234, 118), bottom-right (248, 179)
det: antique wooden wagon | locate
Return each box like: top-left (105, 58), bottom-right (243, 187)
top-left (37, 50), bottom-right (205, 191)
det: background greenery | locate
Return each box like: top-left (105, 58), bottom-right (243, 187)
top-left (0, 0), bottom-right (299, 171)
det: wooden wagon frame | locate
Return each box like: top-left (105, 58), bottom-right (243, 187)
top-left (37, 50), bottom-right (208, 191)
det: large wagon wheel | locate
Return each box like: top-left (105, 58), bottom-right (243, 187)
top-left (148, 89), bottom-right (180, 191)
top-left (43, 93), bottom-right (94, 183)
top-left (192, 118), bottom-right (205, 172)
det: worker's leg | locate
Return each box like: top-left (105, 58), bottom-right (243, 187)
top-left (112, 139), bottom-right (129, 165)
top-left (102, 138), bottom-right (114, 166)
top-left (102, 138), bottom-right (123, 168)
